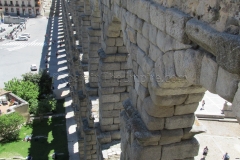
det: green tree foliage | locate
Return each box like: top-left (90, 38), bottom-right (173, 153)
top-left (22, 72), bottom-right (41, 85)
top-left (0, 112), bottom-right (24, 141)
top-left (4, 78), bottom-right (39, 107)
top-left (5, 71), bottom-right (55, 116)
top-left (28, 99), bottom-right (39, 114)
top-left (37, 96), bottom-right (56, 115)
top-left (22, 70), bottom-right (52, 98)
top-left (39, 70), bottom-right (53, 98)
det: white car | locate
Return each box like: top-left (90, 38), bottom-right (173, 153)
top-left (21, 33), bottom-right (30, 38)
top-left (30, 64), bottom-right (37, 71)
top-left (15, 36), bottom-right (28, 41)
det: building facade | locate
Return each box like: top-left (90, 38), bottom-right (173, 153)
top-left (0, 0), bottom-right (42, 17)
top-left (0, 8), bottom-right (3, 22)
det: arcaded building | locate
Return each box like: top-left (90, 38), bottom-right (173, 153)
top-left (0, 0), bottom-right (42, 17)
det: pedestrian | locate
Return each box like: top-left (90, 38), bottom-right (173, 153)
top-left (59, 42), bottom-right (62, 47)
top-left (202, 146), bottom-right (208, 158)
top-left (201, 100), bottom-right (205, 110)
top-left (26, 154), bottom-right (33, 160)
top-left (52, 151), bottom-right (58, 159)
top-left (223, 152), bottom-right (230, 160)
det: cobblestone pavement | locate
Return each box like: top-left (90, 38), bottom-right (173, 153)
top-left (195, 120), bottom-right (240, 160)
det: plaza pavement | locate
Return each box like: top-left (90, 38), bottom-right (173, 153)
top-left (195, 120), bottom-right (240, 160)
top-left (195, 91), bottom-right (227, 117)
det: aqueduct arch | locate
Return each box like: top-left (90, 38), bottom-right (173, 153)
top-left (61, 0), bottom-right (240, 159)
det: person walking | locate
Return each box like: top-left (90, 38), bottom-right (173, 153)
top-left (202, 146), bottom-right (208, 158)
top-left (223, 152), bottom-right (230, 160)
top-left (201, 100), bottom-right (205, 110)
top-left (26, 154), bottom-right (33, 160)
top-left (52, 151), bottom-right (58, 159)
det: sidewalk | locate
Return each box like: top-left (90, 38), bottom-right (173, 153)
top-left (64, 96), bottom-right (80, 160)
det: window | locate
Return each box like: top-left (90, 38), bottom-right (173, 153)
top-left (22, 1), bottom-right (24, 4)
top-left (16, 1), bottom-right (18, 4)
top-left (10, 1), bottom-right (12, 5)
top-left (5, 8), bottom-right (8, 12)
top-left (28, 8), bottom-right (31, 14)
top-left (11, 8), bottom-right (13, 12)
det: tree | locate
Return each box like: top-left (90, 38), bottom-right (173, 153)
top-left (38, 70), bottom-right (53, 98)
top-left (0, 112), bottom-right (24, 141)
top-left (4, 78), bottom-right (39, 107)
top-left (37, 96), bottom-right (56, 115)
top-left (28, 99), bottom-right (39, 114)
top-left (22, 72), bottom-right (41, 85)
top-left (22, 70), bottom-right (52, 98)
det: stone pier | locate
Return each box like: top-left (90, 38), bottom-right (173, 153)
top-left (61, 0), bottom-right (240, 159)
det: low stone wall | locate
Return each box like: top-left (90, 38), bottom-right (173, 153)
top-left (7, 93), bottom-right (29, 122)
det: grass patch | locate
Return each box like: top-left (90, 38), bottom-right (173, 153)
top-left (0, 117), bottom-right (68, 160)
top-left (55, 99), bottom-right (65, 114)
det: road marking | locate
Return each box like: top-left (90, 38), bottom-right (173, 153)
top-left (0, 39), bottom-right (44, 51)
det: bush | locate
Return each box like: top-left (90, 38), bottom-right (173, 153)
top-left (0, 112), bottom-right (24, 141)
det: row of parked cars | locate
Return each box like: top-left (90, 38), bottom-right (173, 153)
top-left (15, 33), bottom-right (30, 41)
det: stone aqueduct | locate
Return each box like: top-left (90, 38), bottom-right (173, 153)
top-left (59, 0), bottom-right (240, 159)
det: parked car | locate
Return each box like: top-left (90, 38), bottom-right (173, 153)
top-left (0, 37), bottom-right (6, 42)
top-left (21, 33), bottom-right (30, 38)
top-left (0, 27), bottom-right (6, 33)
top-left (30, 64), bottom-right (37, 71)
top-left (15, 36), bottom-right (28, 41)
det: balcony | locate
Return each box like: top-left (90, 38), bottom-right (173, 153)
top-left (27, 4), bottom-right (31, 7)
top-left (4, 3), bottom-right (8, 6)
top-left (15, 4), bottom-right (19, 6)
top-left (22, 4), bottom-right (25, 7)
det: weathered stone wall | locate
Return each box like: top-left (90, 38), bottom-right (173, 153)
top-left (62, 0), bottom-right (240, 159)
top-left (152, 0), bottom-right (240, 33)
